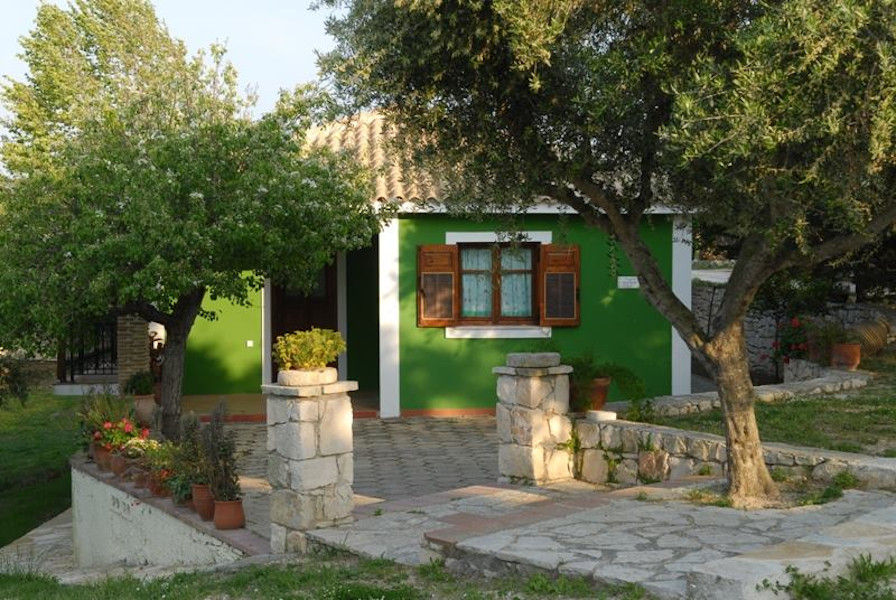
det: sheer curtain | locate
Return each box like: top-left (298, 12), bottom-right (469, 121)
top-left (500, 249), bottom-right (532, 317)
top-left (461, 248), bottom-right (492, 317)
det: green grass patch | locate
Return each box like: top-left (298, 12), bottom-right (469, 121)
top-left (651, 352), bottom-right (896, 456)
top-left (759, 554), bottom-right (896, 599)
top-left (0, 558), bottom-right (654, 599)
top-left (0, 393), bottom-right (81, 546)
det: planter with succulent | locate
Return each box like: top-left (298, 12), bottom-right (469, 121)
top-left (124, 370), bottom-right (157, 426)
top-left (568, 353), bottom-right (646, 413)
top-left (273, 327), bottom-right (346, 386)
top-left (202, 403), bottom-right (244, 529)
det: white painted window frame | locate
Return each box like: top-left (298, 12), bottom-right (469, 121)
top-left (443, 230), bottom-right (553, 339)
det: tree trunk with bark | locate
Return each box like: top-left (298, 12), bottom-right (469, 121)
top-left (700, 323), bottom-right (779, 507)
top-left (157, 289), bottom-right (205, 439)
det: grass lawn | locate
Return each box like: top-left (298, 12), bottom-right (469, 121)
top-left (0, 555), bottom-right (653, 600)
top-left (0, 392), bottom-right (82, 547)
top-left (651, 350), bottom-right (896, 456)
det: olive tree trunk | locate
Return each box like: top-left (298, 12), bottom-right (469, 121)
top-left (700, 323), bottom-right (778, 506)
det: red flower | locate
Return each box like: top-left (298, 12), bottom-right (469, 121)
top-left (140, 428), bottom-right (150, 439)
top-left (791, 317), bottom-right (801, 328)
top-left (124, 422), bottom-right (133, 434)
top-left (103, 421), bottom-right (112, 430)
top-left (93, 431), bottom-right (101, 440)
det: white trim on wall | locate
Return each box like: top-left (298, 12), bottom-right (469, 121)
top-left (261, 279), bottom-right (272, 385)
top-left (671, 216), bottom-right (693, 395)
top-left (336, 252), bottom-right (348, 381)
top-left (444, 231), bottom-right (553, 245)
top-left (445, 326), bottom-right (552, 339)
top-left (378, 220), bottom-right (401, 418)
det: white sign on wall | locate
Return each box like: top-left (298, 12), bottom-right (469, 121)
top-left (617, 276), bottom-right (640, 289)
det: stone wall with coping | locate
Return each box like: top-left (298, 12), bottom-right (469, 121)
top-left (573, 418), bottom-right (896, 490)
top-left (264, 376), bottom-right (356, 554)
top-left (494, 353), bottom-right (574, 484)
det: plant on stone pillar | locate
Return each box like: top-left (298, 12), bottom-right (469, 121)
top-left (273, 328), bottom-right (347, 386)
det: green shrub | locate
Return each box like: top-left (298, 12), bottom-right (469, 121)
top-left (567, 352), bottom-right (646, 406)
top-left (202, 402), bottom-right (240, 501)
top-left (0, 355), bottom-right (28, 407)
top-left (122, 370), bottom-right (154, 395)
top-left (832, 470), bottom-right (861, 490)
top-left (273, 328), bottom-right (346, 370)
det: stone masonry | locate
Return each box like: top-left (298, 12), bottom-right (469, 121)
top-left (263, 377), bottom-right (357, 553)
top-left (494, 353), bottom-right (574, 484)
top-left (116, 315), bottom-right (149, 389)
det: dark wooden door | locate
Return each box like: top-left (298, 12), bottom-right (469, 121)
top-left (271, 265), bottom-right (338, 350)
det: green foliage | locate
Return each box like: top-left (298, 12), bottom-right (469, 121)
top-left (832, 470), bottom-right (861, 490)
top-left (567, 352), bottom-right (646, 411)
top-left (774, 317), bottom-right (809, 364)
top-left (760, 554), bottom-right (896, 599)
top-left (0, 355), bottom-right (28, 408)
top-left (799, 484), bottom-right (844, 506)
top-left (174, 413), bottom-right (208, 485)
top-left (202, 402), bottom-right (241, 501)
top-left (770, 467), bottom-right (789, 483)
top-left (273, 328), bottom-right (347, 370)
top-left (76, 393), bottom-right (133, 447)
top-left (122, 371), bottom-right (154, 396)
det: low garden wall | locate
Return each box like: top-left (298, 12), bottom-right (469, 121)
top-left (71, 458), bottom-right (263, 568)
top-left (573, 418), bottom-right (896, 490)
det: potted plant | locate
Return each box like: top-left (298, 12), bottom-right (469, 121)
top-left (173, 415), bottom-right (211, 514)
top-left (144, 441), bottom-right (175, 497)
top-left (122, 437), bottom-right (155, 487)
top-left (831, 327), bottom-right (863, 371)
top-left (203, 403), bottom-right (244, 529)
top-left (568, 353), bottom-right (645, 412)
top-left (124, 370), bottom-right (157, 426)
top-left (273, 328), bottom-right (346, 386)
top-left (78, 393), bottom-right (131, 469)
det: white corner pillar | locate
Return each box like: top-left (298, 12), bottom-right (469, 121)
top-left (494, 353), bottom-right (574, 485)
top-left (378, 219), bottom-right (400, 418)
top-left (264, 377), bottom-right (357, 553)
top-left (671, 216), bottom-right (693, 395)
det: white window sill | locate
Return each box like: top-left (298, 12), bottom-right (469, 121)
top-left (444, 325), bottom-right (552, 339)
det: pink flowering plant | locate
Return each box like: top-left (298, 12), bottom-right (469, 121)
top-left (772, 316), bottom-right (809, 364)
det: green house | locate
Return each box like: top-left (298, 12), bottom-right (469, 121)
top-left (181, 113), bottom-right (693, 417)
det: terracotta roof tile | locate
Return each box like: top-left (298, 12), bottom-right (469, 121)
top-left (306, 112), bottom-right (441, 203)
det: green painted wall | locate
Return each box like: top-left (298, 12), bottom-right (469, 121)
top-left (346, 244), bottom-right (380, 391)
top-left (397, 215), bottom-right (673, 411)
top-left (183, 290), bottom-right (262, 395)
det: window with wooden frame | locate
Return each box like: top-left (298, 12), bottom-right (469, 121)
top-left (417, 243), bottom-right (580, 328)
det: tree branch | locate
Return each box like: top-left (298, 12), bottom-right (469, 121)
top-left (117, 301), bottom-right (172, 326)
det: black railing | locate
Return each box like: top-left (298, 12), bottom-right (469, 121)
top-left (61, 320), bottom-right (118, 382)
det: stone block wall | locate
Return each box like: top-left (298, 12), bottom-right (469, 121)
top-left (116, 315), bottom-right (149, 389)
top-left (264, 379), bottom-right (357, 553)
top-left (573, 418), bottom-right (896, 490)
top-left (495, 353), bottom-right (574, 484)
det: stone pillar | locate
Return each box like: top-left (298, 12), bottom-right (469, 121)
top-left (494, 353), bottom-right (574, 485)
top-left (263, 377), bottom-right (357, 553)
top-left (116, 315), bottom-right (149, 389)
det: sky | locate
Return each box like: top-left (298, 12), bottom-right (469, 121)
top-left (0, 0), bottom-right (337, 116)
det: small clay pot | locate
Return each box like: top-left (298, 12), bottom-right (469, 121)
top-left (148, 474), bottom-right (171, 497)
top-left (192, 484), bottom-right (215, 521)
top-left (94, 446), bottom-right (112, 471)
top-left (133, 395), bottom-right (158, 427)
top-left (213, 499), bottom-right (245, 530)
top-left (831, 343), bottom-right (861, 371)
top-left (588, 377), bottom-right (612, 411)
top-left (110, 453), bottom-right (128, 476)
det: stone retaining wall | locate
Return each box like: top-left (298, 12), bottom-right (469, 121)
top-left (573, 418), bottom-right (896, 491)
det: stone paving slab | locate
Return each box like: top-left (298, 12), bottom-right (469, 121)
top-left (306, 481), bottom-right (896, 600)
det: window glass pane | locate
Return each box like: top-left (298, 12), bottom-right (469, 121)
top-left (501, 273), bottom-right (532, 317)
top-left (461, 247), bottom-right (492, 270)
top-left (462, 273), bottom-right (492, 317)
top-left (500, 247), bottom-right (532, 270)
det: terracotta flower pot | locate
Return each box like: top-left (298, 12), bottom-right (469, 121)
top-left (133, 395), bottom-right (157, 427)
top-left (148, 474), bottom-right (171, 497)
top-left (133, 469), bottom-right (149, 488)
top-left (192, 484), bottom-right (215, 521)
top-left (94, 446), bottom-right (112, 471)
top-left (110, 453), bottom-right (128, 476)
top-left (588, 377), bottom-right (612, 411)
top-left (213, 499), bottom-right (245, 530)
top-left (831, 343), bottom-right (861, 371)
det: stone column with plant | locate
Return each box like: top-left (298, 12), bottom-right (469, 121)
top-left (495, 352), bottom-right (574, 485)
top-left (264, 328), bottom-right (356, 553)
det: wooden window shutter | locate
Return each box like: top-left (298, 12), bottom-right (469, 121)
top-left (417, 245), bottom-right (458, 327)
top-left (539, 244), bottom-right (580, 327)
